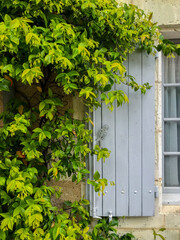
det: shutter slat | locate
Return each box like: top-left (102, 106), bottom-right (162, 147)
top-left (94, 101), bottom-right (103, 217)
top-left (115, 59), bottom-right (129, 216)
top-left (128, 51), bottom-right (142, 216)
top-left (88, 116), bottom-right (94, 217)
top-left (142, 52), bottom-right (155, 216)
top-left (102, 87), bottom-right (116, 216)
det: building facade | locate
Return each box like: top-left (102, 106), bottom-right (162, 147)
top-left (1, 1), bottom-right (180, 239)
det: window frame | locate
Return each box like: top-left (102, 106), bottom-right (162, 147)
top-left (162, 43), bottom-right (180, 204)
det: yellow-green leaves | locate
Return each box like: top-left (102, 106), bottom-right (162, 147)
top-left (0, 215), bottom-right (14, 231)
top-left (7, 114), bottom-right (30, 136)
top-left (81, 1), bottom-right (96, 10)
top-left (44, 50), bottom-right (73, 70)
top-left (87, 171), bottom-right (108, 195)
top-left (33, 128), bottom-right (51, 145)
top-left (93, 144), bottom-right (110, 162)
top-left (10, 19), bottom-right (20, 29)
top-left (0, 177), bottom-right (6, 187)
top-left (141, 33), bottom-right (150, 43)
top-left (79, 87), bottom-right (96, 101)
top-left (95, 74), bottom-right (109, 87)
top-left (22, 67), bottom-right (43, 85)
top-left (26, 32), bottom-right (40, 45)
top-left (110, 62), bottom-right (126, 75)
top-left (39, 95), bottom-right (63, 120)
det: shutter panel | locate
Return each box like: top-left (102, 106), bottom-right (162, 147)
top-left (88, 50), bottom-right (155, 217)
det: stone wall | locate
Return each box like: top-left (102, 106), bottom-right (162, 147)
top-left (120, 0), bottom-right (180, 26)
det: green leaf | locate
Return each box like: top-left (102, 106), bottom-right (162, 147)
top-left (66, 124), bottom-right (74, 131)
top-left (39, 132), bottom-right (46, 144)
top-left (0, 177), bottom-right (6, 186)
top-left (159, 228), bottom-right (166, 232)
top-left (4, 14), bottom-right (11, 24)
top-left (13, 206), bottom-right (24, 217)
top-left (0, 78), bottom-right (10, 92)
top-left (47, 112), bottom-right (53, 120)
top-left (26, 33), bottom-right (33, 44)
top-left (33, 128), bottom-right (42, 133)
top-left (44, 131), bottom-right (51, 139)
top-left (77, 172), bottom-right (82, 183)
top-left (93, 171), bottom-right (100, 181)
top-left (7, 180), bottom-right (16, 192)
top-left (44, 99), bottom-right (54, 105)
top-left (5, 159), bottom-right (11, 167)
top-left (104, 84), bottom-right (112, 92)
top-left (39, 102), bottom-right (45, 111)
top-left (80, 169), bottom-right (90, 174)
top-left (22, 69), bottom-right (30, 78)
top-left (10, 19), bottom-right (20, 28)
top-left (10, 35), bottom-right (19, 45)
top-left (0, 230), bottom-right (6, 240)
top-left (68, 71), bottom-right (79, 77)
top-left (69, 83), bottom-right (78, 89)
top-left (156, 234), bottom-right (166, 240)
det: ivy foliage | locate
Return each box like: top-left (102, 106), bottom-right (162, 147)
top-left (0, 0), bottom-right (177, 239)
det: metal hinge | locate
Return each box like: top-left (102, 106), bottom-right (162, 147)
top-left (108, 211), bottom-right (112, 222)
top-left (154, 186), bottom-right (159, 198)
top-left (92, 207), bottom-right (101, 219)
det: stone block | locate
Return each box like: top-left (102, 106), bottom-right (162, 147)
top-left (118, 214), bottom-right (164, 229)
top-left (118, 229), bottom-right (179, 240)
top-left (165, 214), bottom-right (180, 228)
top-left (163, 230), bottom-right (179, 240)
top-left (118, 229), bottom-right (154, 240)
top-left (47, 179), bottom-right (81, 209)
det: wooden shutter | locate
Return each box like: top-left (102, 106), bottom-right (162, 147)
top-left (87, 50), bottom-right (155, 217)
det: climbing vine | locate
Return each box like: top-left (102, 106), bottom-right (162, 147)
top-left (0, 0), bottom-right (177, 239)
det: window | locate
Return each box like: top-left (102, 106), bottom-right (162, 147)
top-left (163, 52), bottom-right (180, 197)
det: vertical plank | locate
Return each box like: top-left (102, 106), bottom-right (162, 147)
top-left (115, 59), bottom-right (129, 216)
top-left (87, 111), bottom-right (93, 216)
top-left (128, 51), bottom-right (142, 216)
top-left (93, 100), bottom-right (103, 217)
top-left (101, 86), bottom-right (116, 216)
top-left (142, 52), bottom-right (155, 216)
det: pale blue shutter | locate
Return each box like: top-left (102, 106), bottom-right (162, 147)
top-left (88, 50), bottom-right (155, 217)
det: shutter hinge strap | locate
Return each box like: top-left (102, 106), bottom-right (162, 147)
top-left (109, 211), bottom-right (112, 222)
top-left (92, 207), bottom-right (101, 219)
top-left (154, 186), bottom-right (159, 198)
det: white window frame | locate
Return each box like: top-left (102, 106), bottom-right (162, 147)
top-left (162, 38), bottom-right (180, 204)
